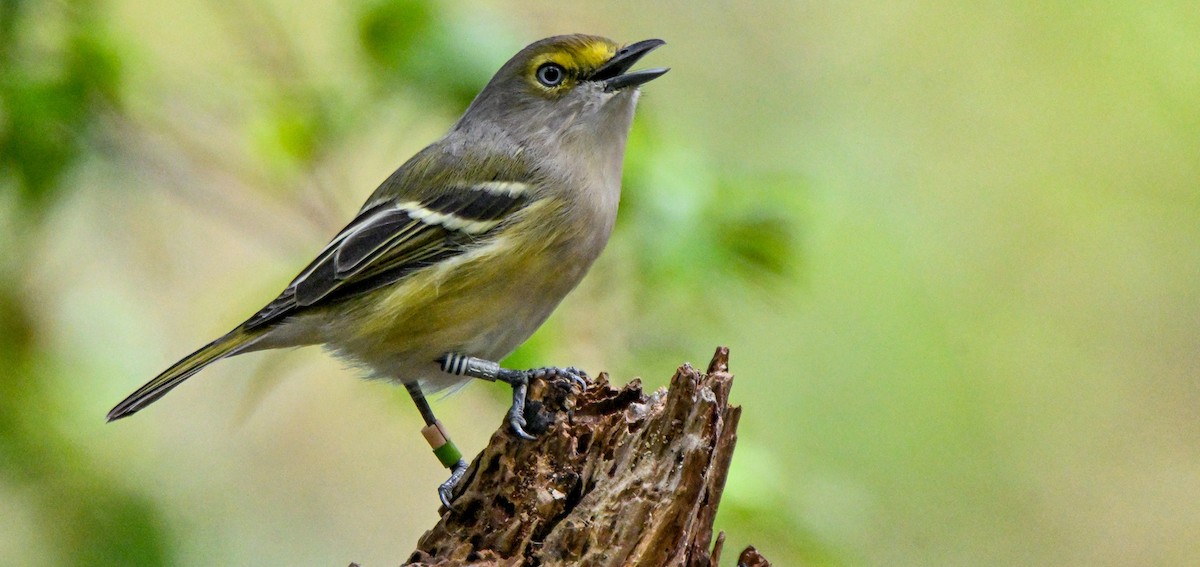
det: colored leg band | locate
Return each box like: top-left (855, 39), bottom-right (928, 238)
top-left (433, 441), bottom-right (463, 469)
top-left (422, 421), bottom-right (463, 469)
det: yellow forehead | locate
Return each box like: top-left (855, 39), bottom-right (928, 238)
top-left (527, 37), bottom-right (617, 75)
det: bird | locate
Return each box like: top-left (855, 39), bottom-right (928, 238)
top-left (106, 34), bottom-right (667, 506)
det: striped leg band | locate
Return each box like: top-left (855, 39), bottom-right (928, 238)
top-left (439, 353), bottom-right (501, 381)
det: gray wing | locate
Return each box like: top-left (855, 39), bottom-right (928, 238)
top-left (243, 183), bottom-right (531, 329)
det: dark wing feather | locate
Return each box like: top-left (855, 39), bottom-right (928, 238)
top-left (243, 185), bottom-right (529, 330)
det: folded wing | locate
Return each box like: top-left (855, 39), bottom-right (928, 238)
top-left (244, 181), bottom-right (533, 329)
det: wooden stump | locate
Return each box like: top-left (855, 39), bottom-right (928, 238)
top-left (401, 347), bottom-right (770, 567)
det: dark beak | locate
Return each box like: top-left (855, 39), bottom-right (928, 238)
top-left (590, 39), bottom-right (669, 92)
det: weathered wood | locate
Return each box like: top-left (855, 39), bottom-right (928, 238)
top-left (735, 546), bottom-right (772, 567)
top-left (401, 346), bottom-right (769, 566)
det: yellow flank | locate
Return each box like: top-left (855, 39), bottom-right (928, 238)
top-left (335, 198), bottom-right (583, 368)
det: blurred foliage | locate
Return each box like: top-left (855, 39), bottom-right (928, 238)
top-left (357, 0), bottom-right (499, 109)
top-left (0, 0), bottom-right (121, 218)
top-left (3, 0), bottom-right (1199, 566)
top-left (248, 83), bottom-right (343, 183)
top-left (622, 123), bottom-right (804, 291)
top-left (0, 1), bottom-right (173, 565)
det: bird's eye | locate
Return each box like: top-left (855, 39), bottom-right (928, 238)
top-left (536, 63), bottom-right (566, 87)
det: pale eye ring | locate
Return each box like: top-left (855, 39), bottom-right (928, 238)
top-left (536, 63), bottom-right (566, 87)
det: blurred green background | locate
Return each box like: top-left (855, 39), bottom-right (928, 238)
top-left (2, 0), bottom-right (1198, 565)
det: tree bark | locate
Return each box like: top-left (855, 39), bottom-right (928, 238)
top-left (400, 346), bottom-right (770, 567)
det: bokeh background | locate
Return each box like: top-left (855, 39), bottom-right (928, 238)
top-left (2, 1), bottom-right (1198, 565)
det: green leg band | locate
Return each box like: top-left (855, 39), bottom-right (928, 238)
top-left (421, 421), bottom-right (463, 469)
top-left (433, 440), bottom-right (462, 469)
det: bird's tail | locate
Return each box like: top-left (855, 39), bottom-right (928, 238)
top-left (106, 328), bottom-right (261, 422)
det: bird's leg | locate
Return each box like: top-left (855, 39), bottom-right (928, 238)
top-left (437, 353), bottom-right (588, 440)
top-left (405, 382), bottom-right (467, 509)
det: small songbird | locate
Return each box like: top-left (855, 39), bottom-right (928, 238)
top-left (107, 34), bottom-right (667, 505)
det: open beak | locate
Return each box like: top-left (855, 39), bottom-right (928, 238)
top-left (590, 39), bottom-right (669, 92)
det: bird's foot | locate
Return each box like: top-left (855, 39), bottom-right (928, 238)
top-left (496, 366), bottom-right (588, 440)
top-left (437, 352), bottom-right (589, 440)
top-left (528, 366), bottom-right (589, 391)
top-left (437, 458), bottom-right (468, 509)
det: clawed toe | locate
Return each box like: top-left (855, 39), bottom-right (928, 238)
top-left (563, 366), bottom-right (589, 390)
top-left (508, 414), bottom-right (536, 440)
top-left (528, 366), bottom-right (589, 392)
top-left (438, 458), bottom-right (468, 510)
top-left (443, 355), bottom-right (590, 441)
top-left (504, 376), bottom-right (537, 439)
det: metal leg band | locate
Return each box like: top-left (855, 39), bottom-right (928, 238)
top-left (438, 353), bottom-right (501, 381)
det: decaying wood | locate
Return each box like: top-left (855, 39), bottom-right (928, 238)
top-left (401, 346), bottom-right (770, 566)
top-left (735, 547), bottom-right (772, 567)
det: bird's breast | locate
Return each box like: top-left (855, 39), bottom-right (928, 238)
top-left (326, 185), bottom-right (617, 384)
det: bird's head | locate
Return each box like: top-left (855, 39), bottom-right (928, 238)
top-left (454, 35), bottom-right (668, 152)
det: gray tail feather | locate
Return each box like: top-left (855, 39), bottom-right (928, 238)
top-left (107, 328), bottom-right (258, 422)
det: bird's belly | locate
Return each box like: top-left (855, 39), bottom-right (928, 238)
top-left (320, 219), bottom-right (605, 389)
